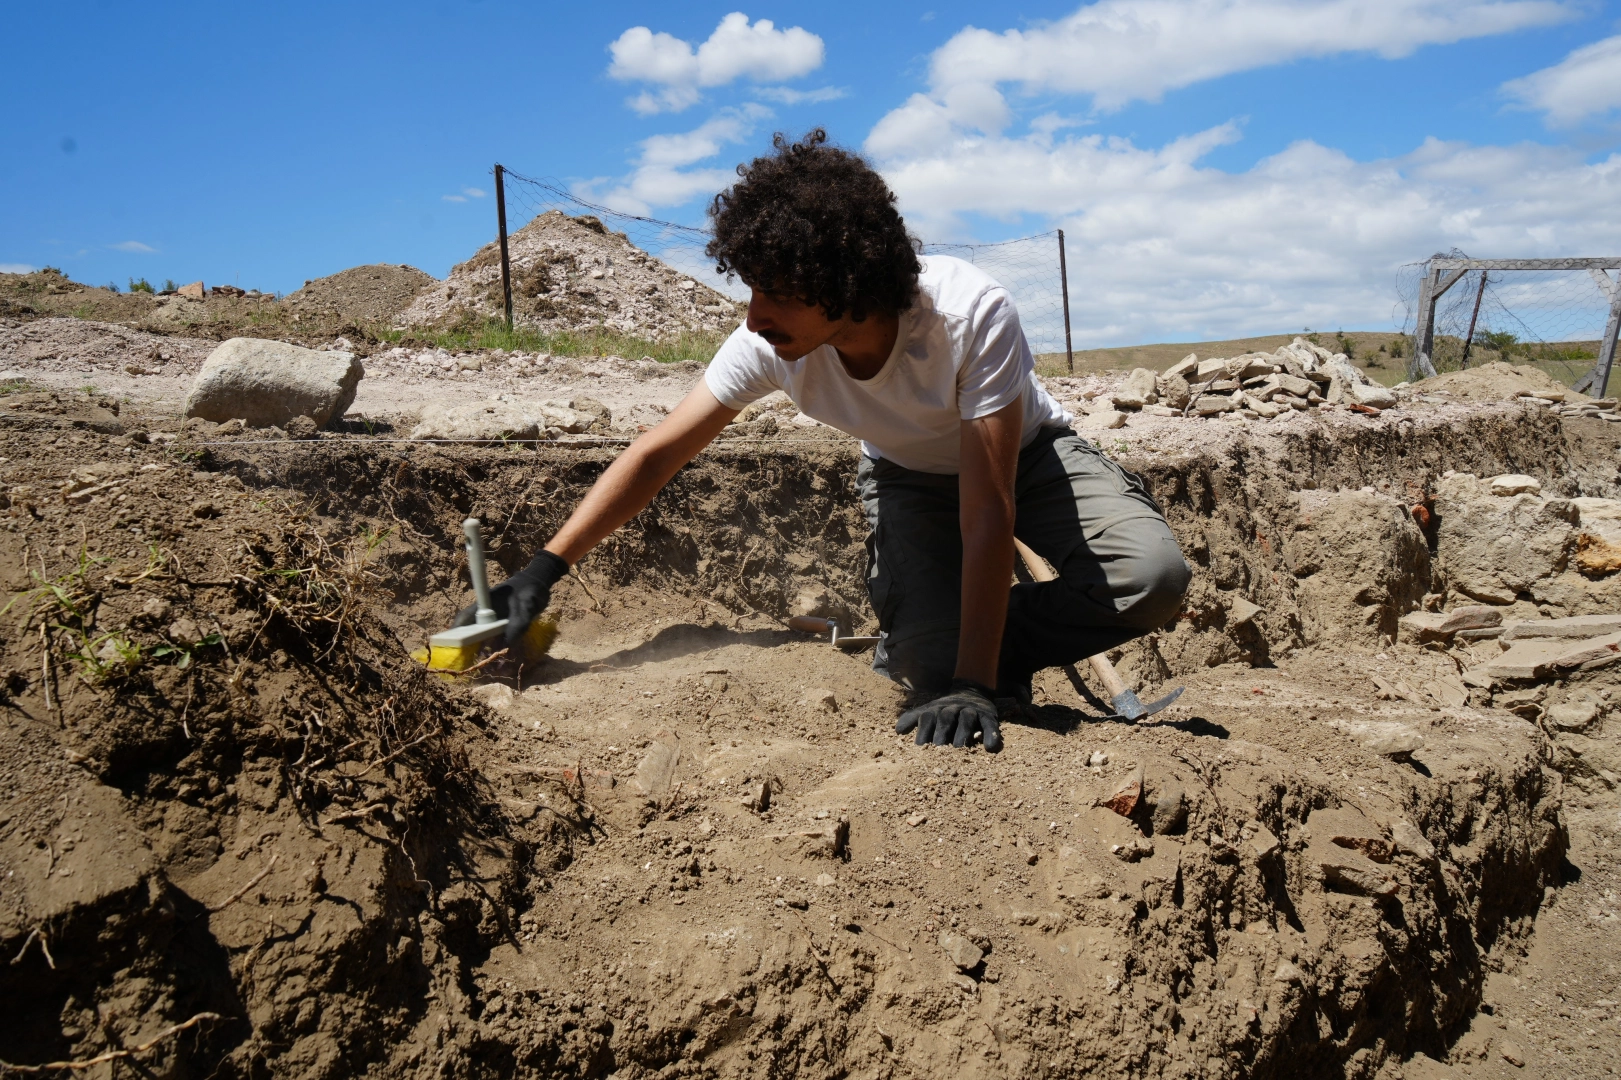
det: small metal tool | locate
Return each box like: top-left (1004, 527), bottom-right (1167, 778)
top-left (787, 615), bottom-right (880, 651)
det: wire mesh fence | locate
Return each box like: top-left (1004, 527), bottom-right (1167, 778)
top-left (500, 170), bottom-right (1073, 358)
top-left (1397, 252), bottom-right (1619, 386)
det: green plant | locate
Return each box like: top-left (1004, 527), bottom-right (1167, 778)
top-left (105, 281), bottom-right (120, 293)
top-left (162, 279), bottom-right (178, 293)
top-left (150, 632), bottom-right (222, 671)
top-left (1303, 327), bottom-right (1321, 345)
top-left (1480, 330), bottom-right (1519, 353)
top-left (1387, 337), bottom-right (1405, 358)
top-left (0, 379), bottom-right (38, 395)
top-left (128, 277), bottom-right (155, 294)
top-left (390, 316), bottom-right (729, 365)
top-left (1335, 331), bottom-right (1356, 360)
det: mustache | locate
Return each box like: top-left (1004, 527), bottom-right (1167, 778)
top-left (757, 330), bottom-right (791, 346)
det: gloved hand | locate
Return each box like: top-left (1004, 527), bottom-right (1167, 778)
top-left (454, 550), bottom-right (569, 649)
top-left (896, 679), bottom-right (1004, 752)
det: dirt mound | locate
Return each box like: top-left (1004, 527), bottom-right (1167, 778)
top-left (401, 211), bottom-right (743, 338)
top-left (0, 416), bottom-right (584, 1077)
top-left (1422, 361), bottom-right (1588, 403)
top-left (0, 317), bottom-right (214, 380)
top-left (283, 264), bottom-right (438, 326)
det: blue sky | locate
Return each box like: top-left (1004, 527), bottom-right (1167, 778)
top-left (4, 1), bottom-right (1619, 345)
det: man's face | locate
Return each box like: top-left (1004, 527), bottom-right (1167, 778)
top-left (745, 289), bottom-right (839, 361)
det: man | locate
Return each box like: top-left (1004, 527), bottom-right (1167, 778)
top-left (462, 130), bottom-right (1191, 753)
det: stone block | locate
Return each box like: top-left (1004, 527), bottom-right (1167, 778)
top-left (184, 337), bottom-right (362, 429)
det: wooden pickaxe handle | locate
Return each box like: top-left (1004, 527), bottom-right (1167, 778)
top-left (1011, 538), bottom-right (1130, 699)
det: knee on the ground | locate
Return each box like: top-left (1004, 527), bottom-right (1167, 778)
top-left (1063, 536), bottom-right (1190, 631)
top-left (1118, 539), bottom-right (1192, 629)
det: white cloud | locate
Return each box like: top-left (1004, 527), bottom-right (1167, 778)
top-left (872, 123), bottom-right (1621, 346)
top-left (109, 240), bottom-right (155, 253)
top-left (877, 0), bottom-right (1575, 145)
top-left (442, 194), bottom-right (467, 203)
top-left (442, 186), bottom-right (487, 203)
top-left (753, 85), bottom-right (847, 105)
top-left (1502, 33), bottom-right (1621, 125)
top-left (579, 105), bottom-right (771, 216)
top-left (608, 13), bottom-right (825, 114)
top-left (0, 263), bottom-right (34, 274)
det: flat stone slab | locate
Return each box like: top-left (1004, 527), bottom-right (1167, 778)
top-left (1501, 614), bottom-right (1621, 641)
top-left (1486, 633), bottom-right (1621, 679)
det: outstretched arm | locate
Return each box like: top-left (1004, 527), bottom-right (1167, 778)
top-left (544, 382), bottom-right (739, 562)
top-left (954, 397), bottom-right (1023, 687)
top-left (460, 382), bottom-right (737, 646)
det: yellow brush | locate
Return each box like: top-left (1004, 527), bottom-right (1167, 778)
top-left (412, 518), bottom-right (558, 675)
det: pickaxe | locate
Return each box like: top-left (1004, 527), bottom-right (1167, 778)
top-left (1013, 538), bottom-right (1184, 722)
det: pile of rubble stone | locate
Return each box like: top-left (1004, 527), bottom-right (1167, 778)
top-left (1088, 336), bottom-right (1400, 427)
top-left (398, 211), bottom-right (742, 337)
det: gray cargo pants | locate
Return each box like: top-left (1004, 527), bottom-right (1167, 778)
top-left (857, 425), bottom-right (1191, 693)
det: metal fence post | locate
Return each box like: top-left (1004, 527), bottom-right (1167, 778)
top-left (1058, 229), bottom-right (1074, 373)
top-left (494, 163), bottom-right (513, 330)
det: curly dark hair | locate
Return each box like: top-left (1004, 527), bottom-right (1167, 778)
top-left (707, 129), bottom-right (920, 322)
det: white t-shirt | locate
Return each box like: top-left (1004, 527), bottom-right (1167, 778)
top-left (704, 255), bottom-right (1072, 474)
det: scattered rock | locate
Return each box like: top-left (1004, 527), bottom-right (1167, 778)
top-left (1099, 765), bottom-right (1144, 816)
top-left (905, 812), bottom-right (928, 828)
top-left (632, 731), bottom-right (681, 798)
top-left (1390, 819), bottom-right (1436, 860)
top-left (742, 781), bottom-right (772, 812)
top-left (805, 687), bottom-right (838, 712)
top-left (184, 337), bottom-right (362, 429)
top-left (1243, 821), bottom-right (1279, 859)
top-left (1546, 700), bottom-right (1600, 730)
top-left (1149, 782), bottom-right (1186, 834)
top-left (1489, 474), bottom-right (1542, 496)
top-left (285, 415), bottom-right (319, 439)
top-left (1112, 368), bottom-right (1158, 409)
top-left (939, 931), bottom-right (984, 972)
top-left (177, 281), bottom-right (206, 299)
top-left (211, 418), bottom-right (245, 437)
top-left (1315, 846), bottom-right (1398, 896)
top-left (1272, 960), bottom-right (1306, 984)
top-left (1111, 838), bottom-right (1154, 862)
top-left (1087, 751), bottom-right (1108, 768)
top-left (1228, 597), bottom-right (1262, 626)
top-left (1156, 372), bottom-right (1191, 410)
top-left (1331, 719), bottom-right (1424, 758)
top-left (410, 399), bottom-right (539, 443)
top-left (1499, 1039), bottom-right (1526, 1068)
top-left (1079, 408), bottom-right (1128, 430)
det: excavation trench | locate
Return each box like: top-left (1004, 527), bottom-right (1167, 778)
top-left (1, 395), bottom-right (1615, 1078)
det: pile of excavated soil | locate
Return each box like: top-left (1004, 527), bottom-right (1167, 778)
top-left (6, 370), bottom-right (1621, 1077)
top-left (0, 317), bottom-right (214, 379)
top-left (283, 264), bottom-right (438, 325)
top-left (1422, 361), bottom-right (1590, 404)
top-left (400, 211), bottom-right (743, 337)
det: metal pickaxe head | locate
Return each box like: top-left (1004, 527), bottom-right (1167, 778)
top-left (1110, 686), bottom-right (1185, 721)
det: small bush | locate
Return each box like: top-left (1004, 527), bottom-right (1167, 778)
top-left (128, 277), bottom-right (154, 294)
top-left (104, 281), bottom-right (120, 294)
top-left (162, 279), bottom-right (178, 293)
top-left (1335, 331), bottom-right (1356, 360)
top-left (1387, 337), bottom-right (1405, 358)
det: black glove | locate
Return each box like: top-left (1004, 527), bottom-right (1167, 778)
top-left (896, 679), bottom-right (1004, 752)
top-left (454, 550), bottom-right (568, 649)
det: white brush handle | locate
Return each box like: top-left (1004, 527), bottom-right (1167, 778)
top-left (463, 518), bottom-right (498, 624)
